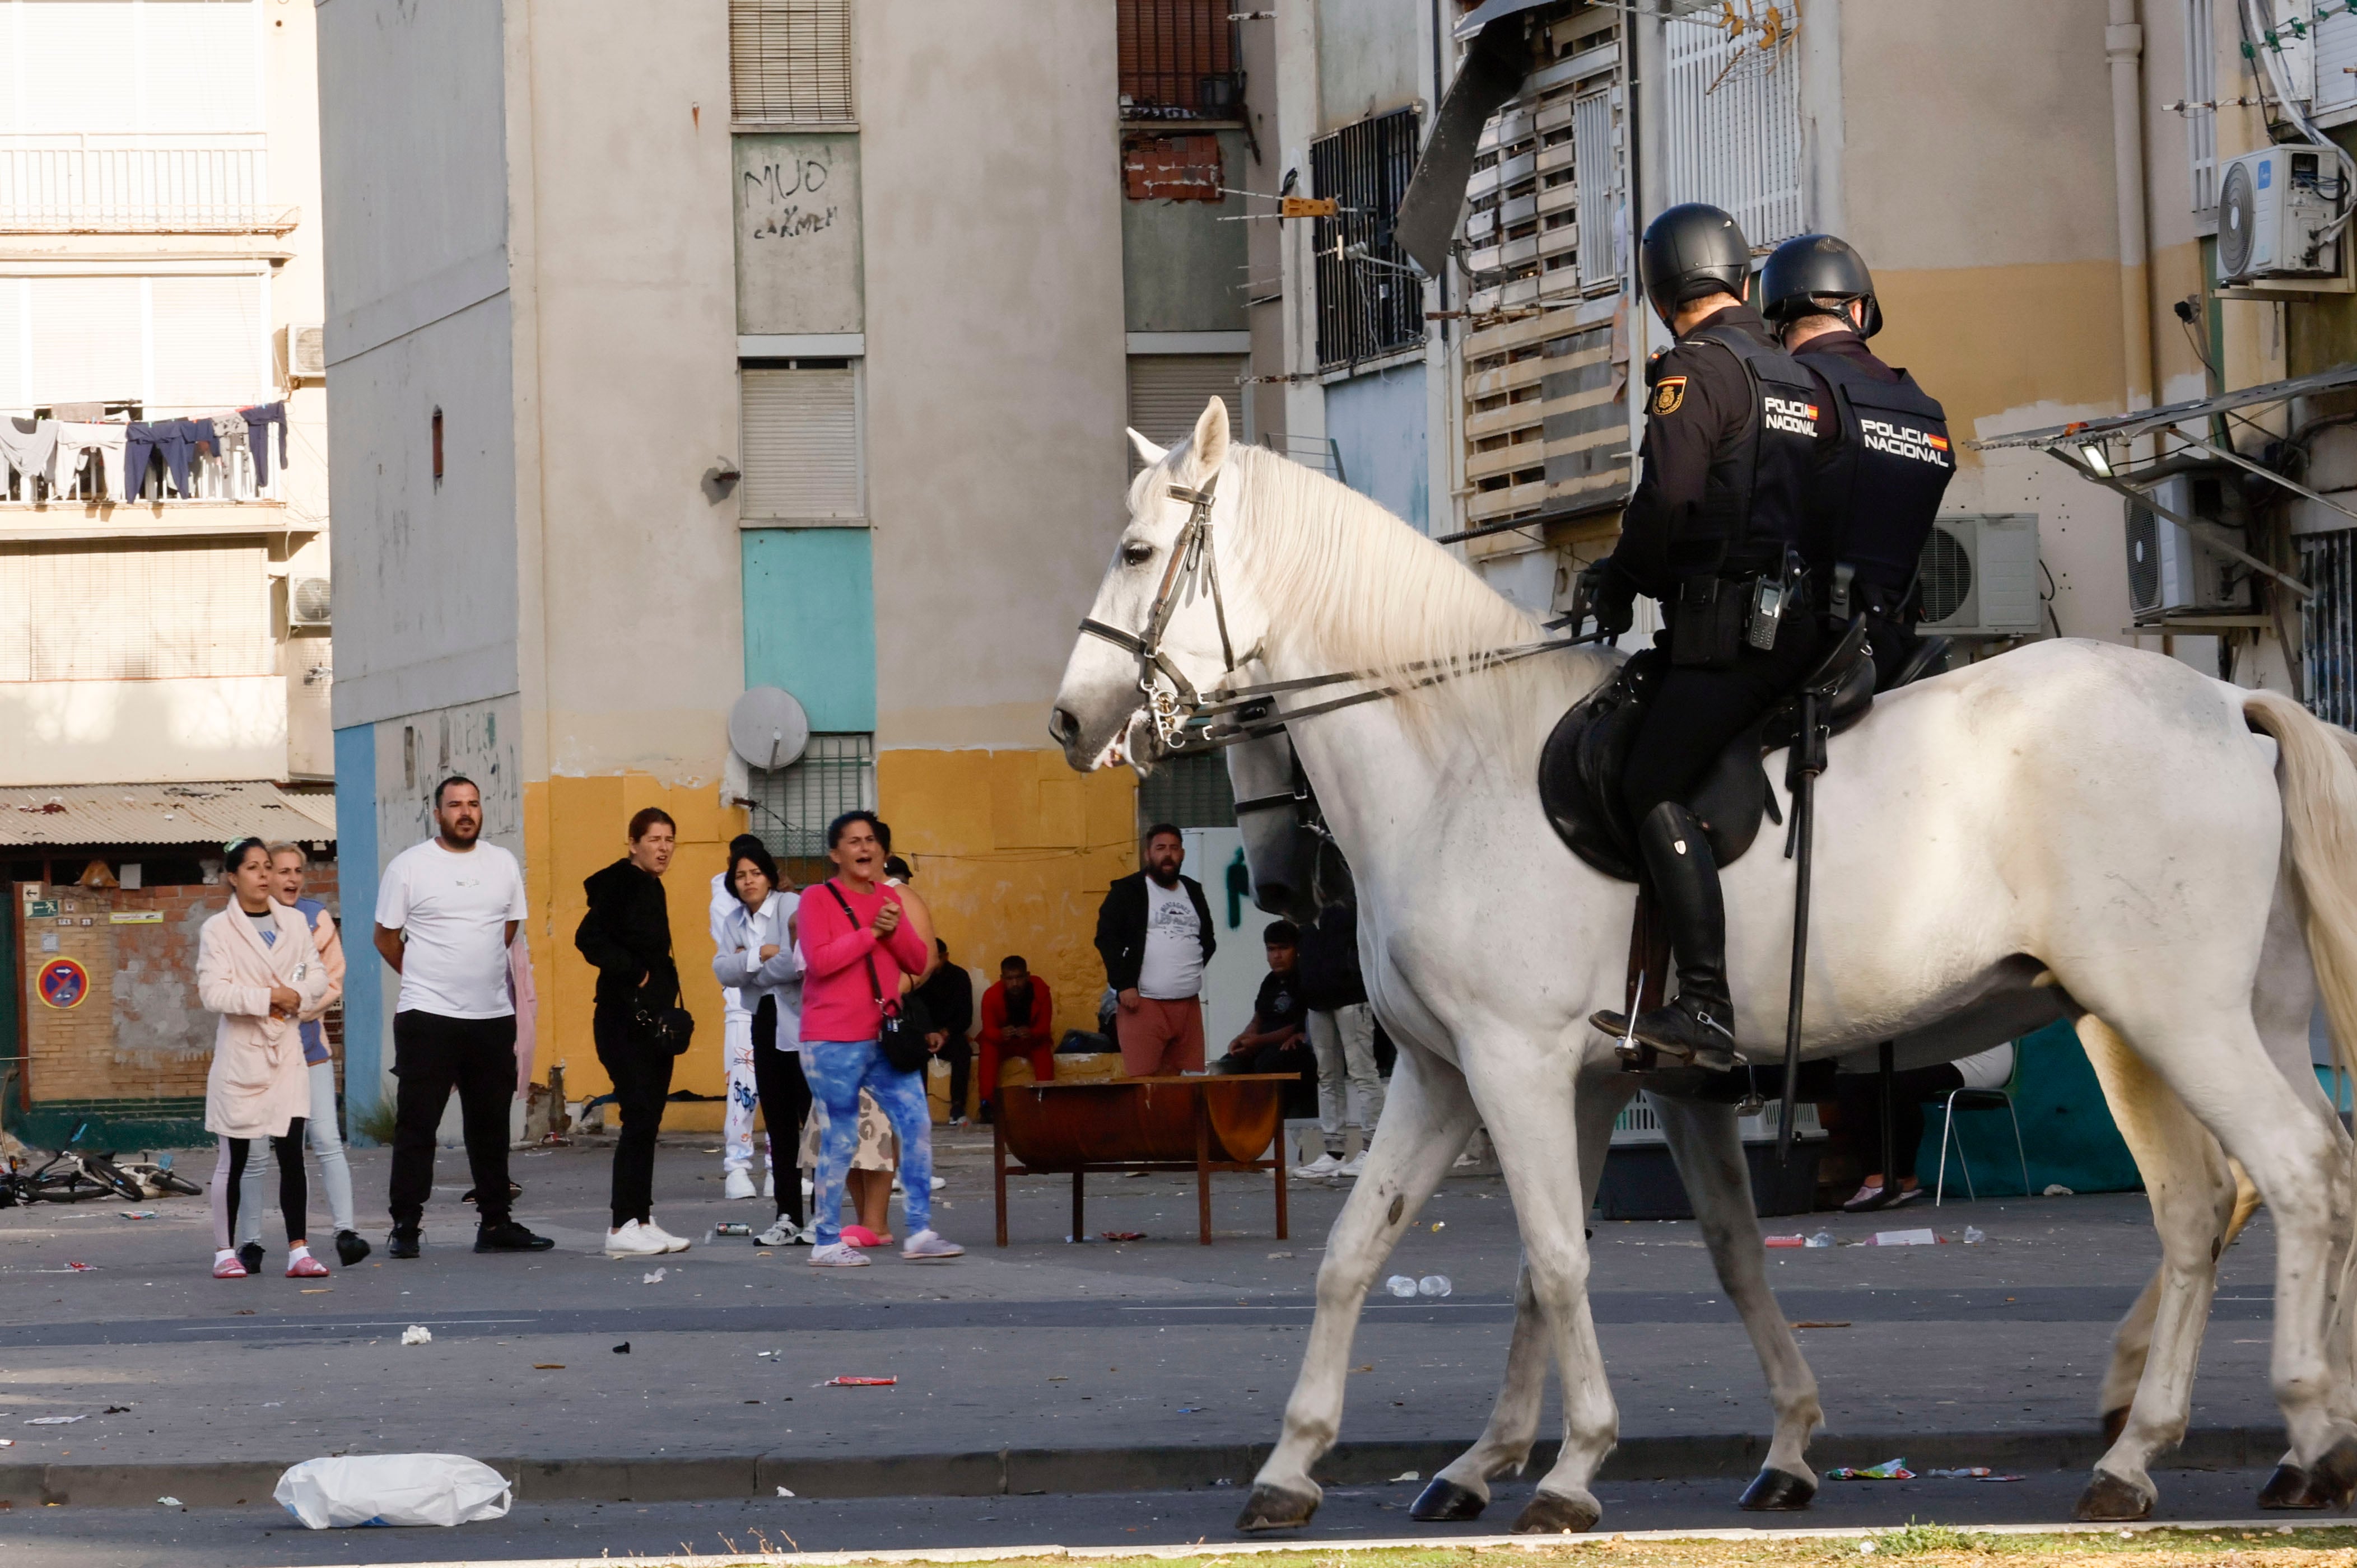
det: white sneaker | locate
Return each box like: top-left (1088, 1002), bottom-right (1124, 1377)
top-left (1452, 1150), bottom-right (1479, 1170)
top-left (724, 1169), bottom-right (757, 1201)
top-left (642, 1220), bottom-right (692, 1253)
top-left (604, 1221), bottom-right (667, 1258)
top-left (809, 1241), bottom-right (869, 1268)
top-left (1336, 1151), bottom-right (1368, 1178)
top-left (901, 1228), bottom-right (965, 1260)
top-left (1294, 1152), bottom-right (1343, 1179)
top-left (755, 1217), bottom-right (802, 1247)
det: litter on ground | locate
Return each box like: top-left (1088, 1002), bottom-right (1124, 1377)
top-left (1867, 1229), bottom-right (1939, 1247)
top-left (818, 1375), bottom-right (895, 1387)
top-left (1825, 1458), bottom-right (1914, 1480)
top-left (399, 1325), bottom-right (432, 1346)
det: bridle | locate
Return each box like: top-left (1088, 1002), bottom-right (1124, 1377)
top-left (1077, 471), bottom-right (1608, 755)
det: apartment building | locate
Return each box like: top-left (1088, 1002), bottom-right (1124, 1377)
top-left (0, 0), bottom-right (334, 1144)
top-left (323, 0), bottom-right (1321, 1119)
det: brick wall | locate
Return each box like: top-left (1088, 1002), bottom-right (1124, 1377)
top-left (16, 864), bottom-right (342, 1105)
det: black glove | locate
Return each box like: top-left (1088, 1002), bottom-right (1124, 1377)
top-left (1579, 560), bottom-right (1634, 638)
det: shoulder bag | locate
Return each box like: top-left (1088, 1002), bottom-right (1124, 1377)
top-left (822, 881), bottom-right (932, 1074)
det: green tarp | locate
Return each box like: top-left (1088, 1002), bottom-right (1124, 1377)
top-left (1906, 1019), bottom-right (2142, 1197)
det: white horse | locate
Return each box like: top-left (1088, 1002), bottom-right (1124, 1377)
top-left (1228, 713), bottom-right (2333, 1522)
top-left (1050, 398), bottom-right (2357, 1532)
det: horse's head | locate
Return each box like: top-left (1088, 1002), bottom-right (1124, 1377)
top-left (1050, 397), bottom-right (1264, 772)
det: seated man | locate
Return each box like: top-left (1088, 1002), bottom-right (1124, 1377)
top-left (1214, 922), bottom-right (1318, 1116)
top-left (977, 955), bottom-right (1055, 1122)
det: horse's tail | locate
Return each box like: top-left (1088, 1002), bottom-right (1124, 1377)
top-left (2244, 691), bottom-right (2357, 1086)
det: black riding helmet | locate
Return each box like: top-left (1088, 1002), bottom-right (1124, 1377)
top-left (1638, 203), bottom-right (1750, 321)
top-left (1760, 233), bottom-right (1883, 338)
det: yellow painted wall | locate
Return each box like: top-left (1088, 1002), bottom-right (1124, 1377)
top-left (523, 774), bottom-right (747, 1102)
top-left (521, 754), bottom-right (1133, 1103)
top-left (878, 749), bottom-right (1138, 1044)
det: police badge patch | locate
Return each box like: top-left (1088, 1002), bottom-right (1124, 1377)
top-left (1650, 376), bottom-right (1687, 416)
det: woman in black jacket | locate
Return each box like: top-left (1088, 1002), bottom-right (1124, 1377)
top-left (574, 807), bottom-right (685, 1258)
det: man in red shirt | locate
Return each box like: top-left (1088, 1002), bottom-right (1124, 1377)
top-left (977, 956), bottom-right (1055, 1122)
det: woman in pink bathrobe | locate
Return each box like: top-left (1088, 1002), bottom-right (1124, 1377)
top-left (199, 837), bottom-right (333, 1278)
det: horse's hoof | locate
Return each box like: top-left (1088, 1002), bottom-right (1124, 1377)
top-left (1410, 1476), bottom-right (1488, 1522)
top-left (2258, 1462), bottom-right (2332, 1510)
top-left (2074, 1470), bottom-right (2153, 1523)
top-left (2307, 1436), bottom-right (2357, 1509)
top-left (1511, 1488), bottom-right (1601, 1534)
top-left (2100, 1406), bottom-right (2129, 1446)
top-left (1236, 1483), bottom-right (1320, 1532)
top-left (1739, 1468), bottom-right (1816, 1511)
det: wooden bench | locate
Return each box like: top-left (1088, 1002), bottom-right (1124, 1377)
top-left (991, 1073), bottom-right (1293, 1246)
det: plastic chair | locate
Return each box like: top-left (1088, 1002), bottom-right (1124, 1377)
top-left (1932, 1051), bottom-right (2030, 1206)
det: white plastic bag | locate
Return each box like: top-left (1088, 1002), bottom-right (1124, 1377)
top-left (274, 1454), bottom-right (511, 1529)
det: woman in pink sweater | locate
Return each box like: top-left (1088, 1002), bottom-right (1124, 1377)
top-left (795, 810), bottom-right (962, 1266)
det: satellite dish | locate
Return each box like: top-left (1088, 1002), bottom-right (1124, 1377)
top-left (728, 687), bottom-right (810, 771)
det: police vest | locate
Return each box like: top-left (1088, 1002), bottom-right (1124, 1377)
top-left (1798, 350), bottom-right (1956, 595)
top-left (1684, 323), bottom-right (1819, 576)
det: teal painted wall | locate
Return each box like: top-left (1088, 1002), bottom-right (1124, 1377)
top-left (332, 721), bottom-right (383, 1141)
top-left (742, 528), bottom-right (877, 731)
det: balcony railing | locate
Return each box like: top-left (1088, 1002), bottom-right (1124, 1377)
top-left (0, 137), bottom-right (294, 234)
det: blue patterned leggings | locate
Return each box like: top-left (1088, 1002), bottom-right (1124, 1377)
top-left (801, 1040), bottom-right (934, 1244)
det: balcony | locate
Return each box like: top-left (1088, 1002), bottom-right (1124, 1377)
top-left (0, 137), bottom-right (294, 234)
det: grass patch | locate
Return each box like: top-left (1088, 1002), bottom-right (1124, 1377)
top-left (348, 1096), bottom-right (397, 1147)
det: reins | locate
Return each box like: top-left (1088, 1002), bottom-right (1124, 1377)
top-left (1078, 473), bottom-right (1606, 754)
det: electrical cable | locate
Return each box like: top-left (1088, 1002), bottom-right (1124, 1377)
top-left (2238, 0), bottom-right (2357, 244)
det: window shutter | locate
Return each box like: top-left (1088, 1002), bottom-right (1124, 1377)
top-left (30, 276), bottom-right (145, 404)
top-left (740, 365), bottom-right (861, 521)
top-left (730, 0), bottom-right (854, 122)
top-left (22, 3), bottom-right (137, 133)
top-left (144, 0), bottom-right (260, 133)
top-left (0, 281), bottom-right (25, 412)
top-left (1661, 17), bottom-right (1802, 248)
top-left (150, 274), bottom-right (267, 409)
top-left (13, 540), bottom-right (269, 681)
top-left (1573, 90), bottom-right (1617, 291)
top-left (1126, 354), bottom-right (1245, 471)
top-left (1117, 0), bottom-right (1235, 116)
top-left (2187, 0), bottom-right (2222, 208)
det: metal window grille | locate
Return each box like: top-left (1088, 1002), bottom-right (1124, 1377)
top-left (1311, 107), bottom-right (1424, 370)
top-left (729, 0), bottom-right (854, 123)
top-left (1117, 0), bottom-right (1236, 118)
top-left (2302, 530), bottom-right (2357, 726)
top-left (1660, 14), bottom-right (1802, 248)
top-left (1136, 750), bottom-right (1235, 830)
top-left (745, 732), bottom-right (875, 883)
top-left (2186, 0), bottom-right (2219, 212)
top-left (1572, 88), bottom-right (1619, 291)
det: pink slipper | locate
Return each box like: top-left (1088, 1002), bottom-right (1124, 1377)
top-left (840, 1225), bottom-right (885, 1248)
top-left (212, 1255), bottom-right (247, 1279)
top-left (285, 1253), bottom-right (329, 1278)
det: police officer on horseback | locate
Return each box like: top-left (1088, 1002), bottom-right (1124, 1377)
top-left (1761, 233), bottom-right (1958, 690)
top-left (1582, 203), bottom-right (1829, 1074)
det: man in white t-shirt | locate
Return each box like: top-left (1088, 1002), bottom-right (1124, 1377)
top-left (372, 776), bottom-right (551, 1258)
top-left (1093, 824), bottom-right (1217, 1077)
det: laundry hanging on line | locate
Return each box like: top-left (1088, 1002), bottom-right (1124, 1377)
top-left (0, 400), bottom-right (290, 501)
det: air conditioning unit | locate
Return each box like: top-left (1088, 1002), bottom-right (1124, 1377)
top-left (2125, 474), bottom-right (2249, 617)
top-left (1917, 514), bottom-right (2044, 638)
top-left (2218, 146), bottom-right (2346, 282)
top-left (288, 576), bottom-right (332, 627)
top-left (276, 323), bottom-right (325, 382)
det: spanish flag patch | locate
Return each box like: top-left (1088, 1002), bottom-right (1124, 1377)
top-left (1927, 433), bottom-right (1950, 451)
top-left (1650, 376), bottom-right (1687, 417)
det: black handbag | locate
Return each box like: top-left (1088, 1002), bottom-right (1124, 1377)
top-left (634, 999), bottom-right (696, 1057)
top-left (823, 882), bottom-right (932, 1074)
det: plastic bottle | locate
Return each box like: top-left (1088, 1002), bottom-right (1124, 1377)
top-left (1963, 1225), bottom-right (1986, 1244)
top-left (1806, 1230), bottom-right (1834, 1249)
top-left (1385, 1275), bottom-right (1417, 1298)
top-left (1418, 1274), bottom-right (1452, 1298)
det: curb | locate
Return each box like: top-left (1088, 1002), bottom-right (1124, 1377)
top-left (0, 1425), bottom-right (2295, 1510)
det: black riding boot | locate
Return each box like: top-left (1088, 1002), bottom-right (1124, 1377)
top-left (1589, 802), bottom-right (1743, 1072)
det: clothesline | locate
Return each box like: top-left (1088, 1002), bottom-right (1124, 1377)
top-left (0, 398), bottom-right (291, 503)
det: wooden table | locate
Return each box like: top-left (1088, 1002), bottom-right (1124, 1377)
top-left (991, 1073), bottom-right (1294, 1247)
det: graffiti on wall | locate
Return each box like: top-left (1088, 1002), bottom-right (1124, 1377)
top-left (743, 149), bottom-right (838, 241)
top-left (375, 694), bottom-right (524, 864)
top-left (734, 133), bottom-right (862, 337)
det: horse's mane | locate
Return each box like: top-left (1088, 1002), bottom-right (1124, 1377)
top-left (1213, 443), bottom-right (1603, 759)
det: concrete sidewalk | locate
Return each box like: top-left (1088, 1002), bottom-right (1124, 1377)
top-left (0, 1128), bottom-right (2291, 1510)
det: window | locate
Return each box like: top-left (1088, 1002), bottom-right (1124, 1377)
top-left (1660, 12), bottom-right (1802, 250)
top-left (2186, 0), bottom-right (2219, 214)
top-left (729, 0), bottom-right (854, 123)
top-left (1126, 354), bottom-right (1245, 472)
top-left (2303, 529), bottom-right (2357, 726)
top-left (1310, 107), bottom-right (1423, 370)
top-left (1118, 0), bottom-right (1237, 119)
top-left (1573, 88), bottom-right (1619, 291)
top-left (746, 732), bottom-right (875, 884)
top-left (431, 408), bottom-right (444, 486)
top-left (1136, 749), bottom-right (1235, 829)
top-left (0, 540), bottom-right (270, 682)
top-left (740, 361), bottom-right (861, 522)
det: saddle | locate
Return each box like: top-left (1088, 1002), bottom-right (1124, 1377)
top-left (1538, 617), bottom-right (1879, 882)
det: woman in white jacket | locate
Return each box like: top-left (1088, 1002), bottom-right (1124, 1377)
top-left (712, 839), bottom-right (808, 1248)
top-left (199, 837), bottom-right (334, 1278)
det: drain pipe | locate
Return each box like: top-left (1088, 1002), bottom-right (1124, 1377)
top-left (2108, 0), bottom-right (2157, 432)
